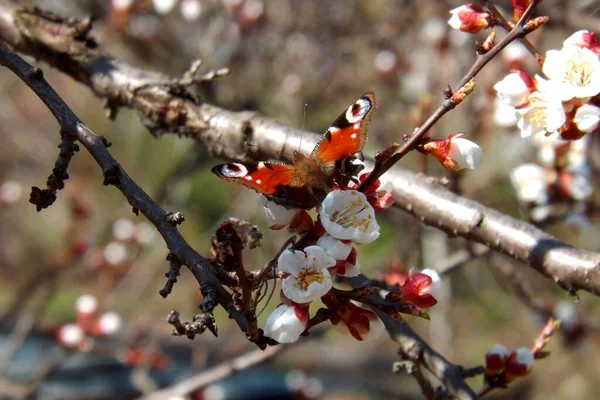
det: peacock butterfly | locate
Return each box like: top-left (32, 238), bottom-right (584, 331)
top-left (211, 92), bottom-right (377, 209)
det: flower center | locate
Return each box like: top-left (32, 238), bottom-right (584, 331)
top-left (330, 192), bottom-right (373, 232)
top-left (523, 93), bottom-right (550, 129)
top-left (294, 267), bottom-right (326, 291)
top-left (565, 57), bottom-right (592, 87)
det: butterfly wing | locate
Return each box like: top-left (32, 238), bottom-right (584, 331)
top-left (212, 161), bottom-right (325, 209)
top-left (211, 161), bottom-right (298, 195)
top-left (311, 92), bottom-right (377, 167)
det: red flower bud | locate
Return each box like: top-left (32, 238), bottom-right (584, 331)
top-left (448, 4), bottom-right (494, 34)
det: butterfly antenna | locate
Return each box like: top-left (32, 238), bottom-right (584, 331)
top-left (298, 103), bottom-right (308, 153)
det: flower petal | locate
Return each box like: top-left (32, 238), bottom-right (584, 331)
top-left (263, 304), bottom-right (308, 343)
top-left (319, 190), bottom-right (380, 244)
top-left (317, 235), bottom-right (352, 260)
top-left (278, 249), bottom-right (308, 275)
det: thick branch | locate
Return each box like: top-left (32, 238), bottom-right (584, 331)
top-left (0, 3), bottom-right (599, 296)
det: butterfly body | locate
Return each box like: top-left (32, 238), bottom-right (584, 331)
top-left (212, 92), bottom-right (377, 209)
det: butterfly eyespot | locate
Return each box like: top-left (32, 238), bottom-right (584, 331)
top-left (221, 163), bottom-right (249, 178)
top-left (345, 98), bottom-right (371, 123)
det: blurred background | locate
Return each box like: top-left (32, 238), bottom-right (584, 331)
top-left (0, 0), bottom-right (600, 399)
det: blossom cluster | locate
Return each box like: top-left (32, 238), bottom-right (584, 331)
top-left (493, 32), bottom-right (598, 224)
top-left (484, 345), bottom-right (534, 383)
top-left (260, 172), bottom-right (441, 343)
top-left (55, 295), bottom-right (122, 351)
top-left (494, 31), bottom-right (600, 141)
top-left (84, 218), bottom-right (157, 274)
top-left (510, 135), bottom-right (593, 224)
top-left (483, 318), bottom-right (559, 389)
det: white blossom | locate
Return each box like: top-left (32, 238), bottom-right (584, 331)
top-left (113, 218), bottom-right (135, 242)
top-left (494, 72), bottom-right (531, 107)
top-left (0, 180), bottom-right (22, 205)
top-left (56, 324), bottom-right (85, 348)
top-left (530, 204), bottom-right (552, 222)
top-left (113, 0), bottom-right (134, 11)
top-left (564, 167), bottom-right (593, 201)
top-left (95, 312), bottom-right (122, 336)
top-left (181, 0), bottom-right (202, 21)
top-left (493, 97), bottom-right (518, 128)
top-left (488, 344), bottom-right (509, 358)
top-left (263, 304), bottom-right (307, 343)
top-left (447, 137), bottom-right (483, 170)
top-left (133, 222), bottom-right (157, 246)
top-left (279, 246), bottom-right (334, 304)
top-left (510, 164), bottom-right (549, 204)
top-left (447, 4), bottom-right (490, 33)
top-left (76, 295), bottom-right (98, 315)
top-left (103, 241), bottom-right (128, 265)
top-left (152, 0), bottom-right (177, 14)
top-left (319, 190), bottom-right (380, 244)
top-left (564, 30), bottom-right (592, 47)
top-left (533, 134), bottom-right (567, 166)
top-left (516, 77), bottom-right (566, 138)
top-left (257, 195), bottom-right (300, 228)
top-left (542, 45), bottom-right (600, 101)
top-left (316, 234), bottom-right (352, 260)
top-left (512, 347), bottom-right (534, 369)
top-left (553, 301), bottom-right (579, 331)
top-left (420, 269), bottom-right (442, 298)
top-left (340, 259), bottom-right (361, 277)
top-left (573, 103), bottom-right (600, 133)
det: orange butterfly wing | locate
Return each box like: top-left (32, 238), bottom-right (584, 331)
top-left (311, 92), bottom-right (377, 165)
top-left (211, 161), bottom-right (297, 195)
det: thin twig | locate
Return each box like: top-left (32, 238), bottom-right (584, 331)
top-left (140, 346), bottom-right (283, 400)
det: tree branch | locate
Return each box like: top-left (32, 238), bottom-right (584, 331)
top-left (0, 40), bottom-right (247, 333)
top-left (0, 2), bottom-right (599, 297)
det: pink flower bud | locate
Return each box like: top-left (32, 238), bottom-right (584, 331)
top-left (181, 0), bottom-right (202, 21)
top-left (92, 312), bottom-right (122, 336)
top-left (113, 218), bottom-right (135, 242)
top-left (573, 103), bottom-right (600, 134)
top-left (564, 30), bottom-right (600, 56)
top-left (388, 269), bottom-right (438, 308)
top-left (153, 0), bottom-right (177, 14)
top-left (103, 241), bottom-right (128, 265)
top-left (56, 324), bottom-right (85, 348)
top-left (71, 238), bottom-right (91, 255)
top-left (505, 347), bottom-right (534, 380)
top-left (0, 180), bottom-right (22, 206)
top-left (421, 134), bottom-right (483, 171)
top-left (263, 304), bottom-right (309, 343)
top-left (112, 0), bottom-right (134, 12)
top-left (448, 4), bottom-right (493, 34)
top-left (485, 344), bottom-right (509, 375)
top-left (75, 295), bottom-right (98, 331)
top-left (75, 295), bottom-right (98, 317)
top-left (494, 71), bottom-right (535, 107)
